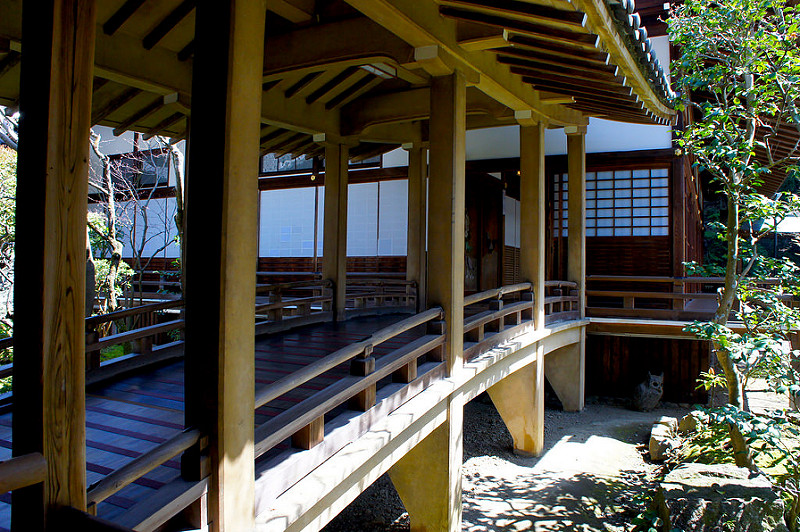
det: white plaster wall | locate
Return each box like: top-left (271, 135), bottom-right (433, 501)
top-left (347, 183), bottom-right (379, 256)
top-left (259, 187), bottom-right (317, 258)
top-left (378, 180), bottom-right (408, 256)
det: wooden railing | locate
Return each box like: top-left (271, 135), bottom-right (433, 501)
top-left (252, 307), bottom-right (445, 459)
top-left (0, 452), bottom-right (46, 494)
top-left (585, 275), bottom-right (792, 321)
top-left (462, 283), bottom-right (535, 360)
top-left (544, 280), bottom-right (580, 325)
top-left (346, 278), bottom-right (417, 313)
top-left (86, 428), bottom-right (202, 513)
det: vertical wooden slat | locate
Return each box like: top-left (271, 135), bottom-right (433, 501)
top-left (183, 1), bottom-right (266, 530)
top-left (322, 143), bottom-right (349, 321)
top-left (13, 0), bottom-right (96, 527)
top-left (427, 72), bottom-right (466, 376)
top-left (406, 145), bottom-right (427, 312)
top-left (567, 131), bottom-right (586, 318)
top-left (519, 122), bottom-right (546, 329)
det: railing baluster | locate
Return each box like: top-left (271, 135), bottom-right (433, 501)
top-left (349, 344), bottom-right (376, 412)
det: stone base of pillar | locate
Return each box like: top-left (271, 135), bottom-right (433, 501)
top-left (389, 402), bottom-right (463, 532)
top-left (545, 332), bottom-right (585, 412)
top-left (487, 350), bottom-right (544, 456)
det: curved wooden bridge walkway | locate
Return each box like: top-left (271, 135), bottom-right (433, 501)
top-left (0, 278), bottom-right (589, 532)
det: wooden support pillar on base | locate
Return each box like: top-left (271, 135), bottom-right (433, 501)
top-left (322, 142), bottom-right (350, 321)
top-left (182, 2), bottom-right (266, 530)
top-left (427, 72), bottom-right (466, 376)
top-left (544, 329), bottom-right (586, 412)
top-left (551, 127), bottom-right (587, 413)
top-left (566, 129), bottom-right (586, 318)
top-left (487, 348), bottom-right (545, 455)
top-left (406, 144), bottom-right (428, 312)
top-left (519, 120), bottom-right (546, 329)
top-left (389, 398), bottom-right (464, 532)
top-left (13, 0), bottom-right (96, 528)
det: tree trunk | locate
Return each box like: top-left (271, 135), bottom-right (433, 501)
top-left (714, 187), bottom-right (755, 469)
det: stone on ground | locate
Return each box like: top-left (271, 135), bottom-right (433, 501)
top-left (654, 463), bottom-right (788, 532)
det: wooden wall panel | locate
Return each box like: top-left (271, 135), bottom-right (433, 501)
top-left (586, 334), bottom-right (710, 403)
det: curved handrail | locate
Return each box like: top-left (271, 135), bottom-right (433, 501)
top-left (463, 282), bottom-right (532, 307)
top-left (254, 307), bottom-right (443, 410)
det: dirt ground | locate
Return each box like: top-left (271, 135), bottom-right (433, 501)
top-left (323, 396), bottom-right (691, 532)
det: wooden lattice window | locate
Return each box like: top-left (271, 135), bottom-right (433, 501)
top-left (553, 168), bottom-right (669, 237)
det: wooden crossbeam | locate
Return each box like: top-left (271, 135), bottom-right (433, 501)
top-left (440, 0), bottom-right (587, 29)
top-left (103, 0), bottom-right (147, 36)
top-left (507, 34), bottom-right (609, 63)
top-left (306, 66), bottom-right (360, 104)
top-left (496, 47), bottom-right (617, 74)
top-left (92, 87), bottom-right (141, 125)
top-left (0, 51), bottom-right (21, 80)
top-left (142, 0), bottom-right (195, 50)
top-left (142, 111), bottom-right (184, 140)
top-left (499, 55), bottom-right (624, 84)
top-left (284, 71), bottom-right (322, 98)
top-left (439, 6), bottom-right (599, 48)
top-left (113, 97), bottom-right (164, 136)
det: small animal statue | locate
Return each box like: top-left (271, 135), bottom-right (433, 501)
top-left (632, 372), bottom-right (664, 411)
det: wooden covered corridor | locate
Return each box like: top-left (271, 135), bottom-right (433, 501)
top-left (0, 0), bottom-right (674, 530)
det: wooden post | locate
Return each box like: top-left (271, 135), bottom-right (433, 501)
top-left (427, 72), bottom-right (466, 377)
top-left (322, 143), bottom-right (349, 321)
top-left (406, 145), bottom-right (428, 312)
top-left (519, 121), bottom-right (546, 329)
top-left (13, 0), bottom-right (96, 527)
top-left (182, 1), bottom-right (265, 530)
top-left (566, 129), bottom-right (586, 319)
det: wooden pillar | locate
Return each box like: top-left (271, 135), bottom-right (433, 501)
top-left (566, 129), bottom-right (586, 318)
top-left (519, 121), bottom-right (546, 328)
top-left (406, 145), bottom-right (427, 311)
top-left (322, 143), bottom-right (349, 321)
top-left (427, 72), bottom-right (466, 376)
top-left (182, 1), bottom-right (265, 530)
top-left (12, 0), bottom-right (96, 527)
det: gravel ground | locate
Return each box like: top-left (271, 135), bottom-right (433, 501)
top-left (323, 395), bottom-right (690, 532)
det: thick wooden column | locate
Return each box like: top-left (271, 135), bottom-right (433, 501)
top-left (519, 121), bottom-right (546, 328)
top-left (322, 143), bottom-right (349, 321)
top-left (492, 120), bottom-right (547, 457)
top-left (13, 0), bottom-right (96, 527)
top-left (183, 2), bottom-right (265, 530)
top-left (406, 145), bottom-right (428, 311)
top-left (427, 72), bottom-right (466, 375)
top-left (566, 130), bottom-right (586, 318)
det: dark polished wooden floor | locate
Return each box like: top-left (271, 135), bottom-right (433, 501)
top-left (0, 314), bottom-right (421, 530)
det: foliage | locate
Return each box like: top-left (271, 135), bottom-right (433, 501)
top-left (670, 0), bottom-right (800, 526)
top-left (94, 258), bottom-right (133, 299)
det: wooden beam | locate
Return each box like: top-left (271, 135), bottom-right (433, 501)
top-left (267, 0), bottom-right (314, 23)
top-left (439, 6), bottom-right (599, 48)
top-left (182, 1), bottom-right (265, 530)
top-left (13, 0), bottom-right (96, 528)
top-left (569, 0), bottom-right (675, 122)
top-left (406, 144), bottom-right (427, 311)
top-left (566, 131), bottom-right (586, 319)
top-left (439, 0), bottom-right (588, 31)
top-left (142, 0), bottom-right (195, 50)
top-left (322, 142), bottom-right (350, 321)
top-left (112, 96), bottom-right (163, 136)
top-left (341, 86), bottom-right (509, 136)
top-left (344, 0), bottom-right (588, 127)
top-left (0, 51), bottom-right (21, 79)
top-left (427, 72), bottom-right (466, 376)
top-left (102, 0), bottom-right (146, 36)
top-left (91, 86), bottom-right (141, 124)
top-left (262, 17), bottom-right (415, 77)
top-left (507, 34), bottom-right (609, 64)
